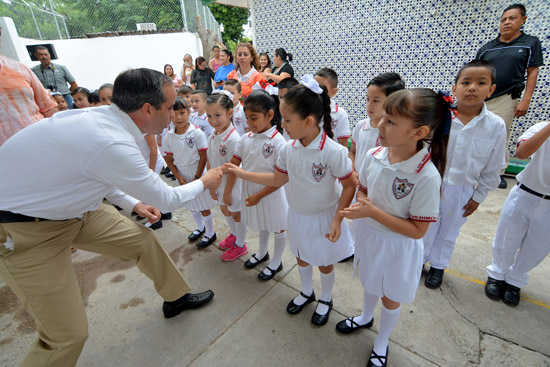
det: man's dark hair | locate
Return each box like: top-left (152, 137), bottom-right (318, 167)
top-left (111, 68), bottom-right (172, 113)
top-left (455, 59), bottom-right (497, 85)
top-left (34, 45), bottom-right (49, 54)
top-left (503, 4), bottom-right (526, 17)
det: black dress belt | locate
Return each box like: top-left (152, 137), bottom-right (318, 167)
top-left (0, 211), bottom-right (51, 223)
top-left (518, 183), bottom-right (550, 200)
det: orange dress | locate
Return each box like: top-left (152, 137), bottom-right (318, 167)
top-left (227, 69), bottom-right (266, 103)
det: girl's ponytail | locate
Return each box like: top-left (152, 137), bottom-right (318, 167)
top-left (430, 92), bottom-right (452, 178)
top-left (320, 87), bottom-right (334, 139)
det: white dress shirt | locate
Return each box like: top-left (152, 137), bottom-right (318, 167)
top-left (516, 121), bottom-right (550, 195)
top-left (0, 104), bottom-right (204, 219)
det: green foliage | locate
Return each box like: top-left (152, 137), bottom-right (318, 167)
top-left (208, 3), bottom-right (248, 46)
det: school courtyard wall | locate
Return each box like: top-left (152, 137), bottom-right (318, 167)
top-left (252, 0), bottom-right (550, 154)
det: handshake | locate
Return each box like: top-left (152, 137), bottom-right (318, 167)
top-left (199, 163), bottom-right (242, 192)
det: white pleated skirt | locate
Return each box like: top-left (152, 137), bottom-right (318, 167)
top-left (178, 167), bottom-right (217, 212)
top-left (217, 179), bottom-right (242, 212)
top-left (287, 206), bottom-right (353, 266)
top-left (241, 181), bottom-right (288, 232)
top-left (353, 220), bottom-right (423, 304)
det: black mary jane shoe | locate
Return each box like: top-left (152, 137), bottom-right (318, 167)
top-left (197, 233), bottom-right (217, 248)
top-left (188, 227), bottom-right (206, 241)
top-left (367, 347), bottom-right (388, 367)
top-left (335, 316), bottom-right (374, 334)
top-left (162, 290), bottom-right (214, 318)
top-left (244, 253), bottom-right (270, 269)
top-left (258, 263), bottom-right (283, 281)
top-left (286, 291), bottom-right (315, 315)
top-left (311, 299), bottom-right (333, 326)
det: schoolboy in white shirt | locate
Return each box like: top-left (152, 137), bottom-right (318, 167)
top-left (190, 90), bottom-right (213, 137)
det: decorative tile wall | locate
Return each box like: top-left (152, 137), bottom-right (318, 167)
top-left (254, 0), bottom-right (549, 154)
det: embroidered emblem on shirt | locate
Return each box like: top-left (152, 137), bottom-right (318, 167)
top-left (234, 117), bottom-right (242, 126)
top-left (331, 118), bottom-right (338, 130)
top-left (262, 143), bottom-right (275, 159)
top-left (392, 177), bottom-right (414, 199)
top-left (219, 145), bottom-right (227, 157)
top-left (312, 163), bottom-right (327, 182)
top-left (186, 136), bottom-right (195, 148)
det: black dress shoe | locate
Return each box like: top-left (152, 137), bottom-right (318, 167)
top-left (161, 167), bottom-right (170, 175)
top-left (425, 267), bottom-right (444, 289)
top-left (367, 346), bottom-right (388, 367)
top-left (484, 277), bottom-right (505, 300)
top-left (311, 299), bottom-right (333, 326)
top-left (165, 173), bottom-right (175, 178)
top-left (197, 233), bottom-right (217, 248)
top-left (498, 175), bottom-right (508, 189)
top-left (131, 211), bottom-right (137, 216)
top-left (113, 204), bottom-right (123, 211)
top-left (335, 316), bottom-right (374, 334)
top-left (136, 215), bottom-right (146, 221)
top-left (258, 263), bottom-right (282, 281)
top-left (338, 254), bottom-right (354, 263)
top-left (287, 291), bottom-right (315, 315)
top-left (502, 282), bottom-right (521, 306)
top-left (244, 253), bottom-right (269, 269)
top-left (161, 212), bottom-right (172, 220)
top-left (162, 290), bottom-right (214, 318)
top-left (188, 227), bottom-right (205, 241)
top-left (149, 220), bottom-right (163, 230)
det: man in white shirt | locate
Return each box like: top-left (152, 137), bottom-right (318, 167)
top-left (0, 68), bottom-right (223, 367)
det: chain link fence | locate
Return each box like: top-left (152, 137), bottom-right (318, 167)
top-left (0, 0), bottom-right (221, 40)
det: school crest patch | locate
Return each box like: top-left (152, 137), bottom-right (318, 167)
top-left (392, 177), bottom-right (414, 199)
top-left (262, 143), bottom-right (275, 159)
top-left (219, 144), bottom-right (227, 157)
top-left (186, 136), bottom-right (195, 148)
top-left (331, 118), bottom-right (338, 130)
top-left (312, 163), bottom-right (327, 182)
top-left (234, 117), bottom-right (242, 126)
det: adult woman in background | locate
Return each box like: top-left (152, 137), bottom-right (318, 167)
top-left (164, 64), bottom-right (183, 89)
top-left (214, 49), bottom-right (235, 90)
top-left (259, 52), bottom-right (272, 73)
top-left (264, 48), bottom-right (294, 85)
top-left (181, 54), bottom-right (195, 86)
top-left (190, 56), bottom-right (215, 94)
top-left (227, 43), bottom-right (266, 101)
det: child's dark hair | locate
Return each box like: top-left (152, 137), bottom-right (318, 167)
top-left (282, 84), bottom-right (333, 139)
top-left (503, 3), bottom-right (526, 16)
top-left (224, 79), bottom-right (242, 93)
top-left (274, 48), bottom-right (293, 62)
top-left (173, 96), bottom-right (189, 111)
top-left (99, 83), bottom-right (114, 92)
top-left (207, 93), bottom-right (233, 111)
top-left (195, 56), bottom-right (207, 69)
top-left (315, 68), bottom-right (338, 89)
top-left (70, 87), bottom-right (90, 97)
top-left (88, 91), bottom-right (100, 104)
top-left (277, 77), bottom-right (299, 90)
top-left (177, 85), bottom-right (193, 95)
top-left (384, 89), bottom-right (449, 177)
top-left (244, 89), bottom-right (282, 133)
top-left (368, 72), bottom-right (405, 96)
top-left (221, 49), bottom-right (234, 63)
top-left (191, 90), bottom-right (208, 100)
top-left (455, 59), bottom-right (497, 84)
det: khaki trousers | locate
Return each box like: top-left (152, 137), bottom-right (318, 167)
top-left (0, 204), bottom-right (191, 367)
top-left (485, 94), bottom-right (519, 173)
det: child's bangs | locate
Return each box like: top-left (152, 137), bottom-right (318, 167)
top-left (383, 90), bottom-right (414, 120)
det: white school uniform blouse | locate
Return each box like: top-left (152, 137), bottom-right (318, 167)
top-left (234, 126), bottom-right (285, 172)
top-left (0, 105), bottom-right (204, 219)
top-left (276, 130), bottom-right (353, 215)
top-left (516, 121), bottom-right (550, 195)
top-left (330, 99), bottom-right (351, 142)
top-left (192, 112), bottom-right (213, 137)
top-left (208, 124), bottom-right (240, 188)
top-left (163, 124), bottom-right (208, 171)
top-left (351, 117), bottom-right (380, 172)
top-left (233, 104), bottom-right (248, 136)
top-left (358, 144), bottom-right (441, 233)
top-left (444, 103), bottom-right (507, 203)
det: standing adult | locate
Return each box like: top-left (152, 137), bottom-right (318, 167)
top-left (164, 63), bottom-right (183, 89)
top-left (190, 56), bottom-right (215, 94)
top-left (213, 49), bottom-right (235, 90)
top-left (475, 3), bottom-right (544, 189)
top-left (227, 43), bottom-right (266, 101)
top-left (181, 53), bottom-right (195, 87)
top-left (31, 45), bottom-right (78, 109)
top-left (264, 48), bottom-right (294, 85)
top-left (0, 29), bottom-right (57, 146)
top-left (208, 45), bottom-right (222, 72)
top-left (0, 68), bottom-right (223, 367)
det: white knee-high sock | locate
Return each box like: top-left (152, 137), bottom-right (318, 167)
top-left (293, 264), bottom-right (313, 305)
top-left (225, 215), bottom-right (237, 235)
top-left (372, 306), bottom-right (401, 366)
top-left (191, 211), bottom-right (204, 231)
top-left (316, 270), bottom-right (335, 315)
top-left (352, 291), bottom-right (379, 326)
top-left (234, 218), bottom-right (247, 248)
top-left (269, 231), bottom-right (286, 269)
top-left (257, 230), bottom-right (270, 259)
top-left (203, 214), bottom-right (215, 238)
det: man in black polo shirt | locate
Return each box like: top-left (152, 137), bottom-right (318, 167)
top-left (476, 3), bottom-right (544, 189)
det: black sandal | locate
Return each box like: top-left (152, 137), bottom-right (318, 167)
top-left (367, 346), bottom-right (388, 367)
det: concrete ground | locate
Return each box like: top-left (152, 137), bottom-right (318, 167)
top-left (1, 175), bottom-right (549, 367)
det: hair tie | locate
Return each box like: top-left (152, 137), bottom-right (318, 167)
top-left (212, 89), bottom-right (234, 101)
top-left (299, 74), bottom-right (323, 95)
top-left (252, 81), bottom-right (279, 96)
top-left (437, 91), bottom-right (458, 136)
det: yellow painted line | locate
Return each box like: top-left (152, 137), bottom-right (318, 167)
top-left (444, 268), bottom-right (550, 310)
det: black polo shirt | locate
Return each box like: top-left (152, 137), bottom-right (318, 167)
top-left (476, 32), bottom-right (544, 99)
top-left (268, 62), bottom-right (294, 85)
top-left (190, 67), bottom-right (215, 94)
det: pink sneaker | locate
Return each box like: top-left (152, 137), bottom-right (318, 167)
top-left (219, 233), bottom-right (236, 250)
top-left (221, 243), bottom-right (248, 262)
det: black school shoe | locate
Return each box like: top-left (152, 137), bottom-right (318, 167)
top-left (162, 290), bottom-right (214, 318)
top-left (498, 175), bottom-right (508, 189)
top-left (244, 253), bottom-right (270, 269)
top-left (367, 346), bottom-right (388, 367)
top-left (161, 166), bottom-right (170, 175)
top-left (287, 291), bottom-right (316, 314)
top-left (484, 277), bottom-right (505, 300)
top-left (336, 316), bottom-right (374, 334)
top-left (188, 227), bottom-right (205, 241)
top-left (149, 220), bottom-right (163, 230)
top-left (161, 212), bottom-right (172, 220)
top-left (502, 282), bottom-right (521, 306)
top-left (425, 267), bottom-right (444, 289)
top-left (197, 233), bottom-right (217, 248)
top-left (311, 299), bottom-right (333, 326)
top-left (258, 263), bottom-right (283, 281)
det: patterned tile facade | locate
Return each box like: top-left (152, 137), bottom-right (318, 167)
top-left (254, 0), bottom-right (549, 154)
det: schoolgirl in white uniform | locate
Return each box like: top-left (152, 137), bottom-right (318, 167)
top-left (163, 97), bottom-right (217, 247)
top-left (230, 88), bottom-right (289, 280)
top-left (190, 90), bottom-right (214, 137)
top-left (228, 75), bottom-right (355, 327)
top-left (207, 91), bottom-right (248, 261)
top-left (423, 60), bottom-right (507, 289)
top-left (485, 121), bottom-right (550, 307)
top-left (338, 89), bottom-right (449, 367)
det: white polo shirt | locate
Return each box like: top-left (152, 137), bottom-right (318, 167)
top-left (276, 130), bottom-right (353, 215)
top-left (208, 124), bottom-right (240, 188)
top-left (516, 121), bottom-right (550, 196)
top-left (233, 104), bottom-right (248, 136)
top-left (445, 104), bottom-right (507, 203)
top-left (358, 144), bottom-right (441, 233)
top-left (0, 104), bottom-right (204, 219)
top-left (192, 112), bottom-right (213, 137)
top-left (163, 124), bottom-right (208, 171)
top-left (351, 117), bottom-right (380, 172)
top-left (330, 99), bottom-right (351, 142)
top-left (234, 126), bottom-right (285, 172)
